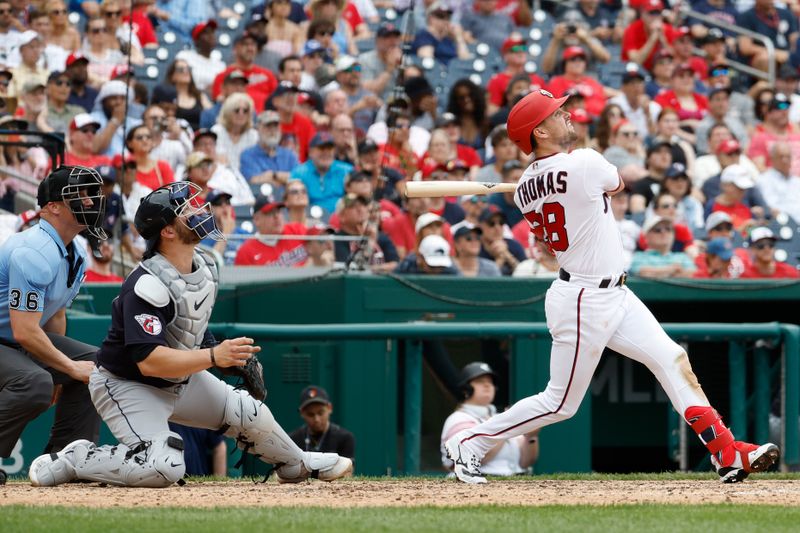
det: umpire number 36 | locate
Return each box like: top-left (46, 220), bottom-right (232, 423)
top-left (9, 289), bottom-right (39, 311)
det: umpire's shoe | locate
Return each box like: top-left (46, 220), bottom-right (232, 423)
top-left (29, 440), bottom-right (95, 487)
top-left (712, 441), bottom-right (780, 483)
top-left (444, 436), bottom-right (487, 484)
top-left (276, 452), bottom-right (353, 483)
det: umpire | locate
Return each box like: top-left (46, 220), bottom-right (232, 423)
top-left (0, 166), bottom-right (107, 484)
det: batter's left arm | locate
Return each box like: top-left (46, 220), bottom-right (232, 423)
top-left (605, 176), bottom-right (626, 197)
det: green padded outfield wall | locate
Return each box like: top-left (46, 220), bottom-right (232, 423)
top-left (4, 274), bottom-right (799, 478)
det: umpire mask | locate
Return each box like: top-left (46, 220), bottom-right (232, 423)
top-left (39, 166), bottom-right (108, 240)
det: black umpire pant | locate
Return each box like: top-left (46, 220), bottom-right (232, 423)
top-left (0, 334), bottom-right (100, 458)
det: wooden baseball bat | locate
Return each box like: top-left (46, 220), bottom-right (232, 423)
top-left (404, 181), bottom-right (517, 198)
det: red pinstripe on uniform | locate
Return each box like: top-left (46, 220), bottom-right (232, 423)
top-left (460, 288), bottom-right (585, 444)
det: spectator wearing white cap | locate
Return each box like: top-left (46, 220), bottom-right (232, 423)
top-left (332, 55), bottom-right (381, 134)
top-left (629, 216), bottom-right (696, 279)
top-left (699, 137), bottom-right (770, 216)
top-left (758, 142), bottom-right (800, 223)
top-left (90, 79), bottom-right (142, 157)
top-left (741, 227), bottom-right (799, 279)
top-left (413, 211), bottom-right (454, 252)
top-left (8, 32), bottom-right (49, 97)
top-left (394, 234), bottom-right (460, 275)
top-left (64, 113), bottom-right (111, 167)
top-left (706, 164), bottom-right (758, 231)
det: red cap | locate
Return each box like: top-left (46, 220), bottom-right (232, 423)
top-left (111, 153), bottom-right (136, 168)
top-left (110, 64), bottom-right (131, 79)
top-left (306, 224), bottom-right (333, 236)
top-left (673, 63), bottom-right (695, 77)
top-left (612, 119), bottom-right (632, 134)
top-left (507, 89), bottom-right (568, 155)
top-left (716, 139), bottom-right (741, 155)
top-left (502, 37), bottom-right (526, 54)
top-left (192, 19), bottom-right (217, 41)
top-left (637, 0), bottom-right (664, 11)
top-left (446, 159), bottom-right (469, 172)
top-left (562, 46), bottom-right (587, 61)
top-left (569, 108), bottom-right (592, 124)
top-left (66, 52), bottom-right (89, 68)
top-left (676, 26), bottom-right (691, 38)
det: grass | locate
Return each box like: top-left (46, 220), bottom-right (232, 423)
top-left (3, 504), bottom-right (798, 533)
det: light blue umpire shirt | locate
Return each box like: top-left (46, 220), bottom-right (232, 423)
top-left (0, 219), bottom-right (87, 342)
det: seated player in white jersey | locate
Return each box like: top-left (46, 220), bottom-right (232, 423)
top-left (28, 182), bottom-right (353, 487)
top-left (441, 362), bottom-right (539, 476)
top-left (444, 89), bottom-right (779, 485)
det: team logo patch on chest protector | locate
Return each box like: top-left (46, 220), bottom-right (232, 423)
top-left (140, 251), bottom-right (218, 351)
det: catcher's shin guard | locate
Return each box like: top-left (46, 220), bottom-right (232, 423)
top-left (74, 431), bottom-right (186, 487)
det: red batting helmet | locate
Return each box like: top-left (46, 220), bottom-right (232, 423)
top-left (506, 89), bottom-right (568, 155)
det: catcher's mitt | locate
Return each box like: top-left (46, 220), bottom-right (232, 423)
top-left (219, 356), bottom-right (267, 401)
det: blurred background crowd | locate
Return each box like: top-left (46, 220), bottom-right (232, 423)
top-left (1, 0), bottom-right (800, 281)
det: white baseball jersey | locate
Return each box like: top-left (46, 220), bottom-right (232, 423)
top-left (514, 149), bottom-right (625, 276)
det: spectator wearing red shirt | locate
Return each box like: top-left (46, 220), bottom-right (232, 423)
top-left (125, 2), bottom-right (158, 48)
top-left (546, 47), bottom-right (608, 117)
top-left (747, 93), bottom-right (800, 177)
top-left (383, 196), bottom-right (431, 259)
top-left (126, 125), bottom-right (175, 190)
top-left (653, 63), bottom-right (709, 129)
top-left (85, 240), bottom-right (124, 283)
top-left (708, 164), bottom-right (756, 231)
top-left (378, 111), bottom-right (420, 179)
top-left (693, 237), bottom-right (735, 279)
top-left (272, 81), bottom-right (316, 162)
top-left (234, 195), bottom-right (308, 266)
top-left (741, 227), bottom-right (799, 279)
top-left (211, 33), bottom-right (278, 112)
top-left (693, 211), bottom-right (750, 278)
top-left (637, 190), bottom-right (696, 254)
top-left (622, 0), bottom-right (680, 72)
top-left (64, 114), bottom-right (112, 168)
top-left (486, 36), bottom-right (546, 115)
top-left (671, 26), bottom-right (709, 80)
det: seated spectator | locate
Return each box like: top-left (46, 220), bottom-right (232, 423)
top-left (693, 237), bottom-right (735, 279)
top-left (235, 195), bottom-right (308, 266)
top-left (660, 163), bottom-right (705, 234)
top-left (629, 216), bottom-right (696, 278)
top-left (638, 189), bottom-right (697, 255)
top-left (446, 79), bottom-right (488, 155)
top-left (382, 196), bottom-right (430, 258)
top-left (698, 28), bottom-right (729, 67)
top-left (355, 139), bottom-right (403, 206)
top-left (273, 81), bottom-right (317, 162)
top-left (476, 126), bottom-right (519, 184)
top-left (240, 16), bottom-right (282, 74)
top-left (302, 224), bottom-right (335, 268)
top-left (695, 129), bottom-right (761, 189)
top-left (436, 113), bottom-right (482, 176)
top-left (334, 193), bottom-right (398, 271)
top-left (48, 0), bottom-right (81, 52)
top-left (43, 70), bottom-right (84, 133)
top-left (90, 79), bottom-right (141, 157)
top-left (705, 63), bottom-right (756, 131)
top-left (630, 141), bottom-right (672, 213)
top-left (707, 164), bottom-right (757, 231)
top-left (452, 224), bottom-right (501, 278)
top-left (184, 151), bottom-right (216, 201)
top-left (264, 0), bottom-right (305, 57)
top-left (648, 107), bottom-right (696, 173)
top-left (741, 227), bottom-right (799, 279)
top-left (332, 56), bottom-right (382, 134)
top-left (198, 190), bottom-right (248, 265)
top-left (546, 47), bottom-right (608, 117)
top-left (9, 32), bottom-right (49, 98)
top-left (167, 423), bottom-right (226, 477)
top-left (653, 64), bottom-right (708, 134)
top-left (412, 2), bottom-right (469, 66)
top-left (211, 32), bottom-right (278, 113)
top-left (608, 64), bottom-right (656, 140)
top-left (101, 0), bottom-right (144, 67)
top-left (82, 16), bottom-right (125, 87)
top-left (488, 160), bottom-right (524, 228)
top-left (694, 211), bottom-right (750, 278)
top-left (610, 189), bottom-right (640, 270)
top-left (687, 2), bottom-right (738, 40)
top-left (603, 120), bottom-right (646, 176)
top-left (513, 235), bottom-right (560, 278)
top-left (200, 70), bottom-right (249, 130)
top-left (376, 109), bottom-right (421, 179)
top-left (142, 104), bottom-right (190, 171)
top-left (541, 8), bottom-right (610, 76)
top-left (288, 385), bottom-right (355, 459)
top-left (192, 127), bottom-right (256, 207)
top-left (479, 207), bottom-right (525, 276)
top-left (645, 48), bottom-right (674, 100)
top-left (485, 36), bottom-right (545, 116)
top-left (159, 58), bottom-right (211, 131)
top-left (694, 89), bottom-right (749, 156)
top-left (331, 113), bottom-right (358, 165)
top-left (622, 0), bottom-right (680, 72)
top-left (413, 211), bottom-right (454, 249)
top-left (126, 124), bottom-right (175, 190)
top-left (282, 179), bottom-right (310, 226)
top-left (394, 234), bottom-right (459, 275)
top-left (328, 170), bottom-right (401, 226)
top-left (290, 132), bottom-right (353, 217)
top-left (748, 94), bottom-right (800, 176)
top-left (594, 103), bottom-right (625, 152)
top-left (670, 27), bottom-right (708, 81)
top-left (402, 75), bottom-right (438, 131)
top-left (557, 0), bottom-right (617, 43)
top-left (211, 93), bottom-right (259, 172)
top-left (759, 142), bottom-right (800, 223)
top-left (441, 362), bottom-right (538, 476)
top-left (176, 19), bottom-right (225, 93)
top-left (302, 0), bottom-right (361, 58)
top-left (84, 239), bottom-right (123, 282)
top-left (16, 80), bottom-right (49, 130)
top-left (240, 110), bottom-right (299, 189)
top-left (737, 0), bottom-right (798, 73)
top-left (421, 166), bottom-right (466, 226)
top-left (569, 108), bottom-right (593, 149)
top-left (359, 21), bottom-right (402, 102)
top-left (461, 0), bottom-right (515, 53)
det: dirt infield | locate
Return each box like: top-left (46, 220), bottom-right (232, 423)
top-left (3, 479), bottom-right (800, 507)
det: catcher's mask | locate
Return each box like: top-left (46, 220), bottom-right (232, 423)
top-left (37, 166), bottom-right (108, 240)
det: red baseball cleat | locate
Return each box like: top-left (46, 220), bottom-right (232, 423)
top-left (711, 441), bottom-right (780, 483)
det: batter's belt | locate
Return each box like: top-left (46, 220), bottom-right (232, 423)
top-left (558, 268), bottom-right (627, 289)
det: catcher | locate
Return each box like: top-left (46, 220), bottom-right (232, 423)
top-left (29, 182), bottom-right (353, 487)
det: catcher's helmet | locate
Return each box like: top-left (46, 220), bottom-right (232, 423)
top-left (135, 182), bottom-right (223, 249)
top-left (458, 362), bottom-right (497, 400)
top-left (37, 165), bottom-right (107, 240)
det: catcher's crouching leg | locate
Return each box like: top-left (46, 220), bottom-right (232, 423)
top-left (222, 389), bottom-right (352, 482)
top-left (74, 431), bottom-right (186, 487)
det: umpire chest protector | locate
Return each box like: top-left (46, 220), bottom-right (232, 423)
top-left (138, 251), bottom-right (218, 351)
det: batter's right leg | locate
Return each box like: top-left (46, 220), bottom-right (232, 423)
top-left (445, 283), bottom-right (627, 483)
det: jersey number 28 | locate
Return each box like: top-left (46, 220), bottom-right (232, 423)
top-left (526, 202), bottom-right (570, 252)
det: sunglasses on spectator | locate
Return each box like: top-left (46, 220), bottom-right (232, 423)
top-left (753, 241), bottom-right (775, 250)
top-left (80, 126), bottom-right (99, 134)
top-left (484, 220), bottom-right (503, 227)
top-left (51, 78), bottom-right (70, 87)
top-left (195, 161), bottom-right (214, 170)
top-left (459, 234), bottom-right (479, 242)
top-left (714, 223), bottom-right (733, 232)
top-left (104, 10), bottom-right (121, 17)
top-left (0, 79), bottom-right (10, 87)
top-left (286, 188), bottom-right (307, 195)
top-left (50, 9), bottom-right (67, 15)
top-left (619, 130), bottom-right (638, 138)
top-left (0, 9), bottom-right (11, 14)
top-left (343, 65), bottom-right (362, 73)
top-left (508, 44), bottom-right (527, 53)
top-left (650, 226), bottom-right (672, 234)
top-left (90, 27), bottom-right (107, 34)
top-left (711, 68), bottom-right (729, 77)
top-left (467, 196), bottom-right (486, 204)
top-left (394, 121), bottom-right (411, 129)
top-left (134, 133), bottom-right (152, 141)
top-left (432, 10), bottom-right (452, 19)
top-left (212, 198), bottom-right (231, 207)
top-left (772, 101), bottom-right (791, 111)
top-left (315, 30), bottom-right (334, 37)
top-left (657, 202), bottom-right (676, 209)
top-left (174, 66), bottom-right (190, 74)
top-left (233, 107), bottom-right (250, 114)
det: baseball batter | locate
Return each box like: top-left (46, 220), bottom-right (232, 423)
top-left (445, 89), bottom-right (779, 484)
top-left (29, 182), bottom-right (352, 487)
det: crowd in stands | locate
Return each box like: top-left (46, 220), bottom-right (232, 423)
top-left (2, 0), bottom-right (800, 280)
